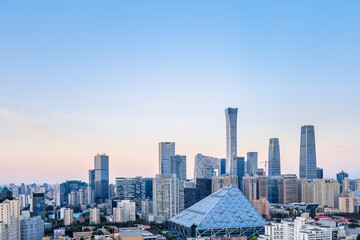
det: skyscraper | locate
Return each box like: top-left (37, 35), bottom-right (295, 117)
top-left (268, 138), bottom-right (281, 176)
top-left (225, 108), bottom-right (238, 175)
top-left (94, 153), bottom-right (109, 203)
top-left (159, 142), bottom-right (175, 174)
top-left (247, 152), bottom-right (258, 176)
top-left (32, 193), bottom-right (45, 220)
top-left (193, 154), bottom-right (220, 179)
top-left (234, 157), bottom-right (245, 191)
top-left (170, 155), bottom-right (187, 179)
top-left (299, 125), bottom-right (317, 179)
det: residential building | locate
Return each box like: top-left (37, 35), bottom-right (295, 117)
top-left (243, 176), bottom-right (257, 201)
top-left (115, 177), bottom-right (145, 200)
top-left (0, 199), bottom-right (20, 240)
top-left (278, 175), bottom-right (298, 204)
top-left (89, 208), bottom-right (100, 224)
top-left (251, 198), bottom-right (270, 216)
top-left (153, 174), bottom-right (184, 222)
top-left (258, 214), bottom-right (332, 240)
top-left (113, 200), bottom-right (136, 223)
top-left (59, 180), bottom-right (87, 205)
top-left (20, 216), bottom-right (44, 240)
top-left (299, 125), bottom-right (317, 179)
top-left (339, 195), bottom-right (355, 213)
top-left (212, 175), bottom-right (238, 193)
top-left (63, 208), bottom-right (73, 226)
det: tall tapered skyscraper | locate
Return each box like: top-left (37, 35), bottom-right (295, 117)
top-left (159, 142), bottom-right (175, 174)
top-left (225, 108), bottom-right (238, 174)
top-left (268, 138), bottom-right (281, 176)
top-left (299, 125), bottom-right (317, 179)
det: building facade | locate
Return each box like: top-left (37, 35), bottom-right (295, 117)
top-left (20, 216), bottom-right (44, 240)
top-left (225, 107), bottom-right (238, 175)
top-left (93, 153), bottom-right (109, 203)
top-left (299, 125), bottom-right (317, 179)
top-left (170, 155), bottom-right (187, 179)
top-left (268, 138), bottom-right (281, 176)
top-left (159, 142), bottom-right (175, 175)
top-left (247, 152), bottom-right (258, 176)
top-left (153, 174), bottom-right (184, 222)
top-left (193, 154), bottom-right (220, 179)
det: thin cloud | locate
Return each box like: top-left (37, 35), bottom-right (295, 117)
top-left (0, 108), bottom-right (43, 135)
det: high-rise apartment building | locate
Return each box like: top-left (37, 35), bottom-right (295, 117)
top-left (298, 178), bottom-right (340, 208)
top-left (115, 177), bottom-right (145, 200)
top-left (247, 152), bottom-right (258, 176)
top-left (268, 138), bottom-right (281, 176)
top-left (153, 174), bottom-right (184, 222)
top-left (278, 175), bottom-right (298, 204)
top-left (89, 208), bottom-right (100, 224)
top-left (299, 125), bottom-right (317, 179)
top-left (32, 193), bottom-right (45, 220)
top-left (63, 208), bottom-right (73, 226)
top-left (159, 142), bottom-right (175, 174)
top-left (193, 154), bottom-right (220, 179)
top-left (212, 175), bottom-right (238, 193)
top-left (93, 153), bottom-right (109, 203)
top-left (242, 176), bottom-right (257, 201)
top-left (0, 199), bottom-right (20, 240)
top-left (257, 177), bottom-right (268, 199)
top-left (20, 216), bottom-right (44, 240)
top-left (170, 155), bottom-right (187, 179)
top-left (84, 187), bottom-right (94, 205)
top-left (225, 108), bottom-right (238, 175)
top-left (251, 198), bottom-right (270, 216)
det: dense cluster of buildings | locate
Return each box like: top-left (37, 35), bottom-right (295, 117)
top-left (1, 107), bottom-right (359, 240)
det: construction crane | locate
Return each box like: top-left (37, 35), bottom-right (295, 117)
top-left (260, 161), bottom-right (268, 176)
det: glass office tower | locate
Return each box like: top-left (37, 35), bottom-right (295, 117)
top-left (247, 152), bottom-right (258, 176)
top-left (233, 156), bottom-right (245, 191)
top-left (33, 193), bottom-right (45, 219)
top-left (159, 142), bottom-right (175, 174)
top-left (225, 108), bottom-right (238, 175)
top-left (299, 125), bottom-right (317, 179)
top-left (94, 153), bottom-right (109, 203)
top-left (268, 138), bottom-right (281, 176)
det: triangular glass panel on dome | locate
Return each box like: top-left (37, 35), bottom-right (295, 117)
top-left (169, 185), bottom-right (266, 230)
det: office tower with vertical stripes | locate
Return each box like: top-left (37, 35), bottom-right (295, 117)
top-left (268, 138), bottom-right (281, 176)
top-left (299, 125), bottom-right (317, 179)
top-left (225, 108), bottom-right (238, 175)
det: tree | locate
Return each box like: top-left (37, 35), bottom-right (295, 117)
top-left (357, 234), bottom-right (360, 240)
top-left (249, 236), bottom-right (257, 240)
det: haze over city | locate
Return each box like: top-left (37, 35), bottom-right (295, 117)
top-left (1, 1), bottom-right (360, 184)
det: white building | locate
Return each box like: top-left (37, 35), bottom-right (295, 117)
top-left (63, 208), bottom-right (73, 226)
top-left (89, 208), bottom-right (100, 224)
top-left (153, 174), bottom-right (184, 222)
top-left (20, 216), bottom-right (44, 240)
top-left (258, 214), bottom-right (332, 240)
top-left (0, 199), bottom-right (20, 240)
top-left (84, 187), bottom-right (94, 205)
top-left (113, 200), bottom-right (136, 223)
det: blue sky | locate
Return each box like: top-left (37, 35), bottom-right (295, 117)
top-left (0, 1), bottom-right (359, 183)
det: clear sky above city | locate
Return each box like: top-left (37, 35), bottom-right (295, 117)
top-left (0, 1), bottom-right (359, 184)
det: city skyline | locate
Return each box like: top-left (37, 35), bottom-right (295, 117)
top-left (1, 1), bottom-right (360, 183)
